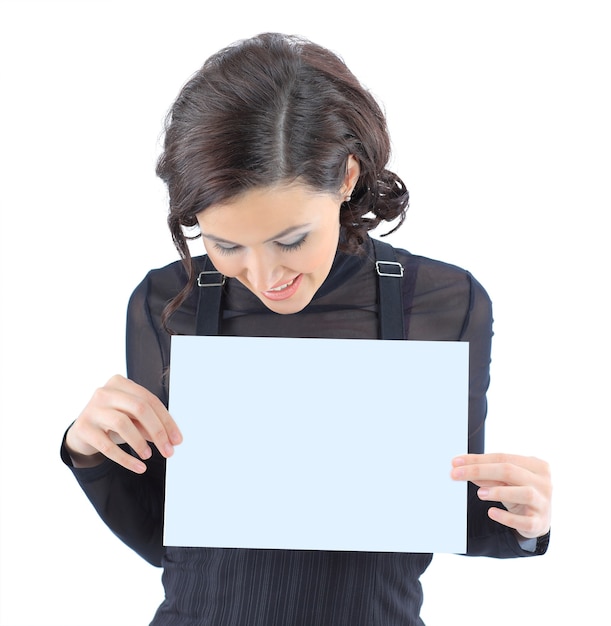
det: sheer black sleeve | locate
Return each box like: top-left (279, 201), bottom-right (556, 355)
top-left (59, 267), bottom-right (187, 566)
top-left (460, 275), bottom-right (549, 557)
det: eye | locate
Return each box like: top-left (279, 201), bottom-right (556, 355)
top-left (213, 243), bottom-right (242, 256)
top-left (275, 234), bottom-right (308, 252)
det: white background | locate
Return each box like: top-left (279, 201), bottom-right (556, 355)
top-left (0, 1), bottom-right (609, 624)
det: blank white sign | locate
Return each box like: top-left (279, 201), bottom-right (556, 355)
top-left (164, 335), bottom-right (469, 554)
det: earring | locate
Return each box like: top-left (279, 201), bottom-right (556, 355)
top-left (344, 195), bottom-right (352, 202)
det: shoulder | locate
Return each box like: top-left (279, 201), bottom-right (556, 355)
top-left (132, 257), bottom-right (195, 293)
top-left (390, 245), bottom-right (492, 340)
top-left (130, 255), bottom-right (209, 299)
top-left (393, 246), bottom-right (490, 303)
top-left (127, 256), bottom-right (204, 329)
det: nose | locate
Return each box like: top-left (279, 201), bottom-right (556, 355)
top-left (244, 248), bottom-right (283, 292)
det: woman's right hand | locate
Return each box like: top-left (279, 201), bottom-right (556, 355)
top-left (65, 374), bottom-right (183, 473)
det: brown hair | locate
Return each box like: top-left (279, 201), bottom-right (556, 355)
top-left (156, 33), bottom-right (409, 327)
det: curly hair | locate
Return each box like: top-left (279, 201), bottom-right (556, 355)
top-left (156, 33), bottom-right (409, 326)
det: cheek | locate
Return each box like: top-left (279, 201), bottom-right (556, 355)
top-left (310, 228), bottom-right (340, 270)
top-left (289, 231), bottom-right (339, 274)
top-left (297, 246), bottom-right (334, 274)
top-left (203, 248), bottom-right (242, 278)
top-left (299, 220), bottom-right (340, 269)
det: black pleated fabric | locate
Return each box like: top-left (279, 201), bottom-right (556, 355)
top-left (153, 548), bottom-right (432, 626)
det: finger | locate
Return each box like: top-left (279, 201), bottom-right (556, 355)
top-left (453, 453), bottom-right (549, 476)
top-left (109, 376), bottom-right (183, 445)
top-left (477, 485), bottom-right (542, 509)
top-left (77, 421), bottom-right (148, 474)
top-left (79, 404), bottom-right (154, 461)
top-left (101, 408), bottom-right (155, 461)
top-left (99, 378), bottom-right (180, 458)
top-left (486, 506), bottom-right (548, 539)
top-left (451, 460), bottom-right (536, 487)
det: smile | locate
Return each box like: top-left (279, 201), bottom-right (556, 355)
top-left (268, 278), bottom-right (296, 292)
top-left (262, 274), bottom-right (303, 301)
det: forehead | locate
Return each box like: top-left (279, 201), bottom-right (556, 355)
top-left (196, 183), bottom-right (339, 237)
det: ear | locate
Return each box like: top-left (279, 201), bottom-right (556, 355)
top-left (341, 155), bottom-right (361, 199)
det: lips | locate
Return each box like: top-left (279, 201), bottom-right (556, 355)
top-left (262, 274), bottom-right (303, 301)
top-left (268, 278), bottom-right (295, 292)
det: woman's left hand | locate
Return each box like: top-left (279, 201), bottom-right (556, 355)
top-left (451, 453), bottom-right (552, 539)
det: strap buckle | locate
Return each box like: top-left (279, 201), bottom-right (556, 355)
top-left (375, 260), bottom-right (404, 278)
top-left (197, 271), bottom-right (226, 287)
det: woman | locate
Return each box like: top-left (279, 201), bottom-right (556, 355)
top-left (62, 33), bottom-right (551, 625)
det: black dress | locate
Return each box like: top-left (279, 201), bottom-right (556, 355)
top-left (61, 237), bottom-right (548, 626)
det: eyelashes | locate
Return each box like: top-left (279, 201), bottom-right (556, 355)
top-left (213, 243), bottom-right (241, 256)
top-left (276, 235), bottom-right (308, 252)
top-left (213, 235), bottom-right (308, 256)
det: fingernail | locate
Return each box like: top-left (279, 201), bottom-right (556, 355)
top-left (171, 431), bottom-right (183, 445)
top-left (453, 456), bottom-right (466, 466)
top-left (478, 488), bottom-right (489, 499)
top-left (164, 443), bottom-right (175, 457)
top-left (133, 461), bottom-right (147, 474)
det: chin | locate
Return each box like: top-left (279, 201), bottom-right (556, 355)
top-left (260, 295), bottom-right (312, 315)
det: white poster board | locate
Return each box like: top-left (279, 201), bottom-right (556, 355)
top-left (164, 336), bottom-right (469, 554)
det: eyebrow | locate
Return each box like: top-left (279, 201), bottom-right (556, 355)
top-left (201, 223), bottom-right (311, 246)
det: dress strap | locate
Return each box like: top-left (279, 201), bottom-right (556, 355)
top-left (371, 238), bottom-right (406, 340)
top-left (195, 256), bottom-right (225, 336)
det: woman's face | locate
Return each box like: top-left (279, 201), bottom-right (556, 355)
top-left (196, 183), bottom-right (344, 315)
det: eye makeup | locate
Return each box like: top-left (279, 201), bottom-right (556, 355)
top-left (275, 234), bottom-right (308, 252)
